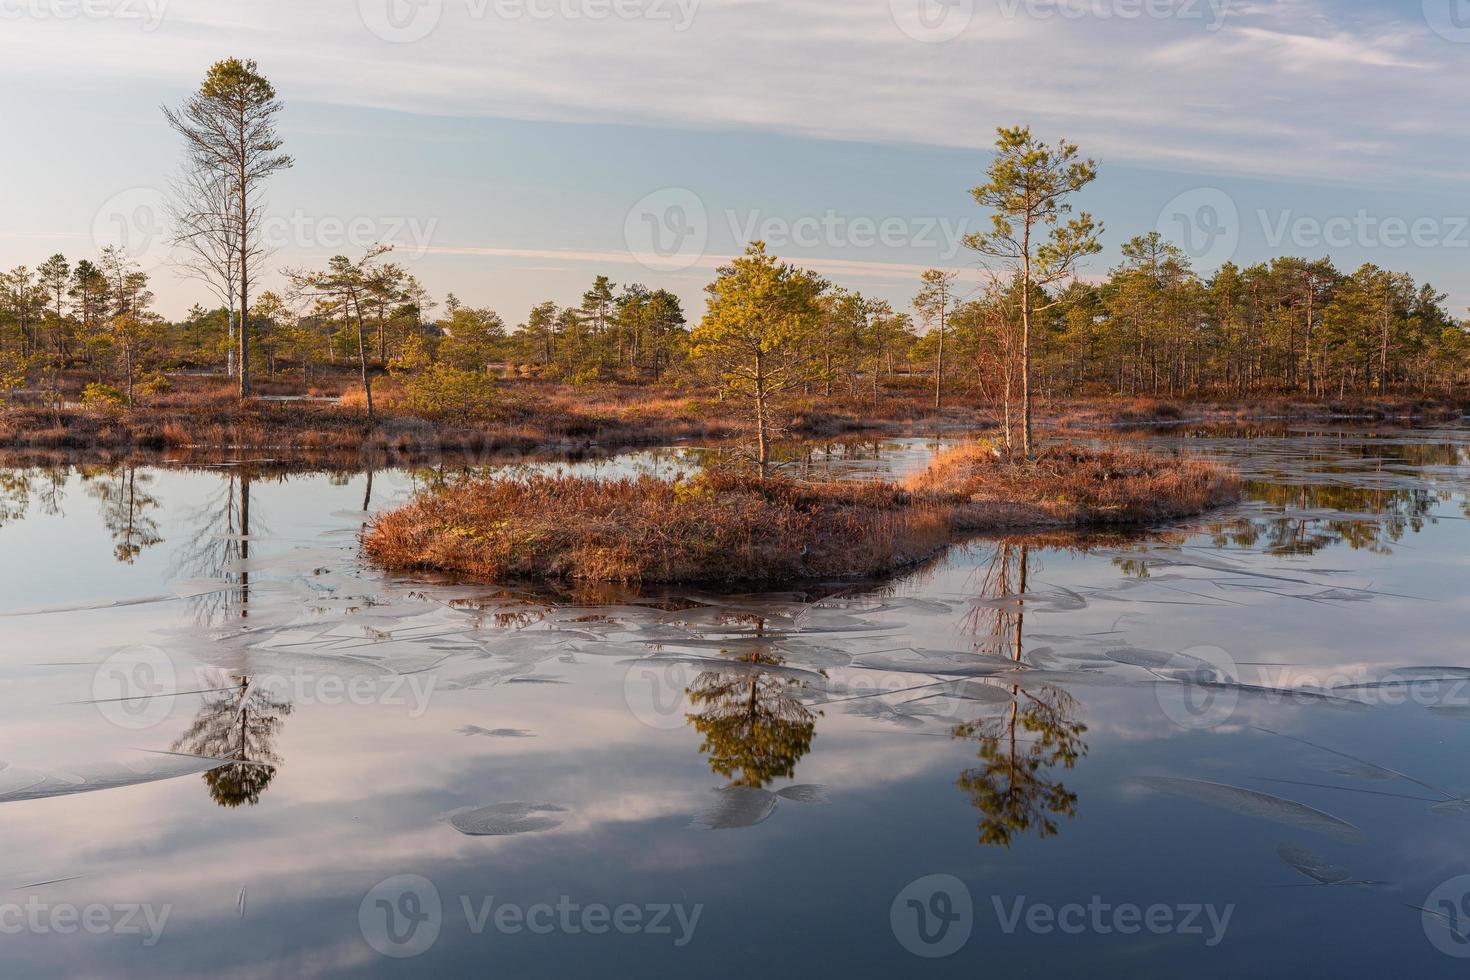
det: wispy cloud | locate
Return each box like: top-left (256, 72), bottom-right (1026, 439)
top-left (0, 0), bottom-right (1461, 184)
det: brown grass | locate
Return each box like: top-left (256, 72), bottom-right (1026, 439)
top-left (8, 368), bottom-right (1459, 461)
top-left (1048, 393), bottom-right (1466, 431)
top-left (364, 470), bottom-right (956, 585)
top-left (364, 443), bottom-right (1239, 586)
top-left (907, 443), bottom-right (1239, 527)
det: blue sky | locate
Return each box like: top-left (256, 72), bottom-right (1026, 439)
top-left (2, 0), bottom-right (1469, 322)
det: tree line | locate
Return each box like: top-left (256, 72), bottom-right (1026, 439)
top-left (0, 59), bottom-right (1465, 438)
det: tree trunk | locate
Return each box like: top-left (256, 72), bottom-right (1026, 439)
top-left (1303, 283), bottom-right (1315, 396)
top-left (238, 138), bottom-right (251, 400)
top-left (1002, 369), bottom-right (1013, 454)
top-left (354, 300), bottom-right (374, 420)
top-left (227, 303), bottom-right (237, 379)
top-left (1020, 249), bottom-right (1034, 458)
top-left (1379, 290), bottom-right (1390, 395)
top-left (934, 313), bottom-right (944, 412)
top-left (754, 351), bottom-right (769, 476)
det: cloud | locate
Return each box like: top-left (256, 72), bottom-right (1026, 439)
top-left (0, 0), bottom-right (1462, 184)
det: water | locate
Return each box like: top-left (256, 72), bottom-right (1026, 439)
top-left (0, 426), bottom-right (1468, 977)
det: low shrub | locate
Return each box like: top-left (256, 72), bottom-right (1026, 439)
top-left (81, 383), bottom-right (128, 412)
top-left (401, 364), bottom-right (500, 423)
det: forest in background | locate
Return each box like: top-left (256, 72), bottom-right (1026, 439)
top-left (4, 232), bottom-right (1464, 405)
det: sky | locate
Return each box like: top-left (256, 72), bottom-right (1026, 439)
top-left (1, 0), bottom-right (1468, 322)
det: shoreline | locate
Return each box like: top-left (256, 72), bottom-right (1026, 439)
top-left (1, 386), bottom-right (1462, 464)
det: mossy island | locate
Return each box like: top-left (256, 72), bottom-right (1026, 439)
top-left (363, 443), bottom-right (1239, 586)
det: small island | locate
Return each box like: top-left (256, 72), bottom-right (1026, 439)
top-left (363, 444), bottom-right (1239, 585)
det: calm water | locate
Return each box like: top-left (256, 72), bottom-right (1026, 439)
top-left (1, 427), bottom-right (1469, 978)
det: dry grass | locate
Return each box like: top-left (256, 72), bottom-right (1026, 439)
top-left (0, 368), bottom-right (996, 458)
top-left (1048, 394), bottom-right (1466, 431)
top-left (907, 443), bottom-right (1239, 527)
top-left (364, 470), bottom-right (956, 585)
top-left (364, 443), bottom-right (1239, 586)
top-left (0, 378), bottom-right (748, 456)
top-left (10, 367), bottom-right (1458, 460)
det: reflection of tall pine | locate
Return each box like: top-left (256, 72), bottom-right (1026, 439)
top-left (687, 649), bottom-right (817, 788)
top-left (954, 686), bottom-right (1087, 848)
top-left (955, 542), bottom-right (1088, 848)
top-left (173, 676), bottom-right (292, 808)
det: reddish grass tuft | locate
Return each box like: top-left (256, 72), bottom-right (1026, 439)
top-left (906, 443), bottom-right (1239, 527)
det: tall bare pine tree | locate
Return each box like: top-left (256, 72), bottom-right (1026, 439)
top-left (164, 58), bottom-right (292, 398)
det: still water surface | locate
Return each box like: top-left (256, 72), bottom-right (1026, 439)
top-left (0, 427), bottom-right (1468, 977)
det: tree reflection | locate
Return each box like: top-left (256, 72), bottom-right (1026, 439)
top-left (82, 465), bottom-right (162, 563)
top-left (1162, 434), bottom-right (1464, 563)
top-left (954, 686), bottom-right (1087, 847)
top-left (172, 674), bottom-right (292, 808)
top-left (166, 467), bottom-right (293, 807)
top-left (954, 542), bottom-right (1088, 847)
top-left (170, 471), bottom-right (266, 624)
top-left (0, 467), bottom-right (67, 529)
top-left (685, 619), bottom-right (819, 788)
